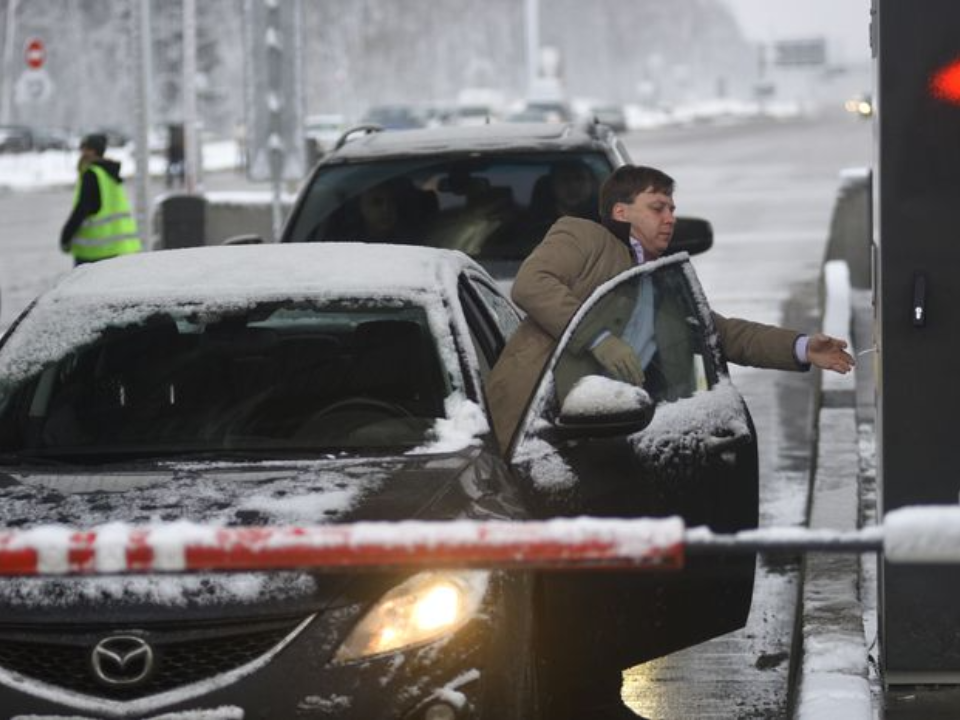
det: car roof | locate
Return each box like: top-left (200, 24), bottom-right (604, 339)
top-left (327, 121), bottom-right (617, 161)
top-left (44, 243), bottom-right (483, 303)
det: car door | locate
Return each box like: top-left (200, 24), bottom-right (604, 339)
top-left (508, 255), bottom-right (759, 669)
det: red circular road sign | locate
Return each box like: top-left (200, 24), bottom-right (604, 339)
top-left (24, 38), bottom-right (45, 70)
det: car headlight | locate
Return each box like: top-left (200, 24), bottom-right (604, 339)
top-left (333, 570), bottom-right (490, 663)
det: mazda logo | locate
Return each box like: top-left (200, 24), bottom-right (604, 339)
top-left (91, 635), bottom-right (154, 686)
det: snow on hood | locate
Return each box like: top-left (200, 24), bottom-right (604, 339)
top-left (0, 460), bottom-right (390, 528)
top-left (0, 459), bottom-right (391, 608)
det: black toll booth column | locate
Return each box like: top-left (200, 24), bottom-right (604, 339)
top-left (877, 0), bottom-right (960, 683)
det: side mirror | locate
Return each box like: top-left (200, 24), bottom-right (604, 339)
top-left (554, 375), bottom-right (655, 439)
top-left (667, 217), bottom-right (713, 256)
top-left (222, 234), bottom-right (265, 246)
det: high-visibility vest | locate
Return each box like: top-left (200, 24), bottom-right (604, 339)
top-left (71, 164), bottom-right (142, 262)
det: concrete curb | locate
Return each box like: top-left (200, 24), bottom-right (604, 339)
top-left (793, 259), bottom-right (875, 719)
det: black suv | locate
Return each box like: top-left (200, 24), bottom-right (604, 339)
top-left (278, 122), bottom-right (711, 277)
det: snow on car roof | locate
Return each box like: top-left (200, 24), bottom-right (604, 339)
top-left (47, 242), bottom-right (476, 301)
top-left (0, 243), bottom-right (481, 387)
top-left (329, 122), bottom-right (610, 160)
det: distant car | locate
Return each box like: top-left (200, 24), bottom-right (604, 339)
top-left (277, 121), bottom-right (713, 279)
top-left (844, 92), bottom-right (873, 118)
top-left (447, 104), bottom-right (497, 126)
top-left (0, 242), bottom-right (759, 717)
top-left (359, 104), bottom-right (425, 130)
top-left (30, 126), bottom-right (73, 151)
top-left (518, 100), bottom-right (575, 124)
top-left (0, 125), bottom-right (32, 154)
top-left (87, 126), bottom-right (130, 147)
top-left (304, 112), bottom-right (348, 164)
top-left (590, 103), bottom-right (628, 133)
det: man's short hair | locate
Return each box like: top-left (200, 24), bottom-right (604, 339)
top-left (80, 134), bottom-right (108, 157)
top-left (599, 165), bottom-right (675, 222)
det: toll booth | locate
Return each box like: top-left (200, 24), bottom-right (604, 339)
top-left (876, 0), bottom-right (960, 683)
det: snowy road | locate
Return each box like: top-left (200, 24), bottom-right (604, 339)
top-left (619, 108), bottom-right (871, 717)
top-left (0, 108), bottom-right (871, 717)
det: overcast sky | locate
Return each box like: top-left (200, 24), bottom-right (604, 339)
top-left (721, 0), bottom-right (872, 64)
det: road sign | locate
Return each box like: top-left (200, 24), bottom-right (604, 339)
top-left (773, 38), bottom-right (826, 67)
top-left (24, 38), bottom-right (45, 70)
top-left (14, 69), bottom-right (53, 105)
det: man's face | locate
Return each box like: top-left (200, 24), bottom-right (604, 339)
top-left (612, 188), bottom-right (676, 259)
top-left (360, 186), bottom-right (399, 235)
top-left (78, 146), bottom-right (98, 171)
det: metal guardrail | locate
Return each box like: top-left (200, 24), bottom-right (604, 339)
top-left (0, 506), bottom-right (954, 576)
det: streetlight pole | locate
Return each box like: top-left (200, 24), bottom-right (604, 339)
top-left (524, 0), bottom-right (539, 99)
top-left (0, 0), bottom-right (19, 124)
top-left (131, 0), bottom-right (153, 248)
top-left (182, 0), bottom-right (199, 194)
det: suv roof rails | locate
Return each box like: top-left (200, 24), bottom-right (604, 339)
top-left (334, 124), bottom-right (384, 151)
top-left (586, 118), bottom-right (615, 140)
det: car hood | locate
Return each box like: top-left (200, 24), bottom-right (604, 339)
top-left (0, 448), bottom-right (518, 622)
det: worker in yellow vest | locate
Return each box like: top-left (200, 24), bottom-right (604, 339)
top-left (59, 134), bottom-right (142, 265)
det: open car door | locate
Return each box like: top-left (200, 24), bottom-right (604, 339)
top-left (508, 254), bottom-right (759, 672)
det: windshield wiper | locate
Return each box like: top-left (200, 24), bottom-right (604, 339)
top-left (0, 452), bottom-right (73, 467)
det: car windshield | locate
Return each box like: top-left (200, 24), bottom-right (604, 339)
top-left (285, 151), bottom-right (611, 261)
top-left (0, 301), bottom-right (450, 462)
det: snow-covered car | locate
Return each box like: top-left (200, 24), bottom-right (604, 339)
top-left (0, 243), bottom-right (757, 718)
top-left (0, 125), bottom-right (33, 154)
top-left (276, 121), bottom-right (713, 280)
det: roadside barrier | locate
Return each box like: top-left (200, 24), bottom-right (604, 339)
top-left (0, 505), bottom-right (953, 576)
top-left (0, 516), bottom-right (685, 576)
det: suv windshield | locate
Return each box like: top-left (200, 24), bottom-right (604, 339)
top-left (0, 302), bottom-right (449, 461)
top-left (285, 151), bottom-right (612, 261)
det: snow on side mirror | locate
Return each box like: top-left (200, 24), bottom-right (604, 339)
top-left (554, 374), bottom-right (655, 439)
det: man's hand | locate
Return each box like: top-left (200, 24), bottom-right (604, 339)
top-left (807, 333), bottom-right (855, 373)
top-left (591, 335), bottom-right (645, 386)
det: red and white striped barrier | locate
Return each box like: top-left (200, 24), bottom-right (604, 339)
top-left (0, 506), bottom-right (955, 576)
top-left (0, 517), bottom-right (686, 576)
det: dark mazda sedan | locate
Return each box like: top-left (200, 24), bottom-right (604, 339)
top-left (0, 243), bottom-right (758, 718)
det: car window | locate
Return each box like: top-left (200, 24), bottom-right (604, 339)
top-left (553, 262), bottom-right (717, 411)
top-left (457, 274), bottom-right (520, 385)
top-left (0, 302), bottom-right (451, 460)
top-left (285, 152), bottom-right (612, 261)
top-left (465, 274), bottom-right (521, 341)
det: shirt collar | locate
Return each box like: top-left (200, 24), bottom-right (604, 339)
top-left (629, 236), bottom-right (645, 264)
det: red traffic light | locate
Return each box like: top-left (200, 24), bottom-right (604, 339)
top-left (931, 58), bottom-right (960, 104)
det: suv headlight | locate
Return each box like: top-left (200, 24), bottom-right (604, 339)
top-left (333, 570), bottom-right (490, 663)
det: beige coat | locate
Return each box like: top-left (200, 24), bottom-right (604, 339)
top-left (486, 217), bottom-right (804, 453)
